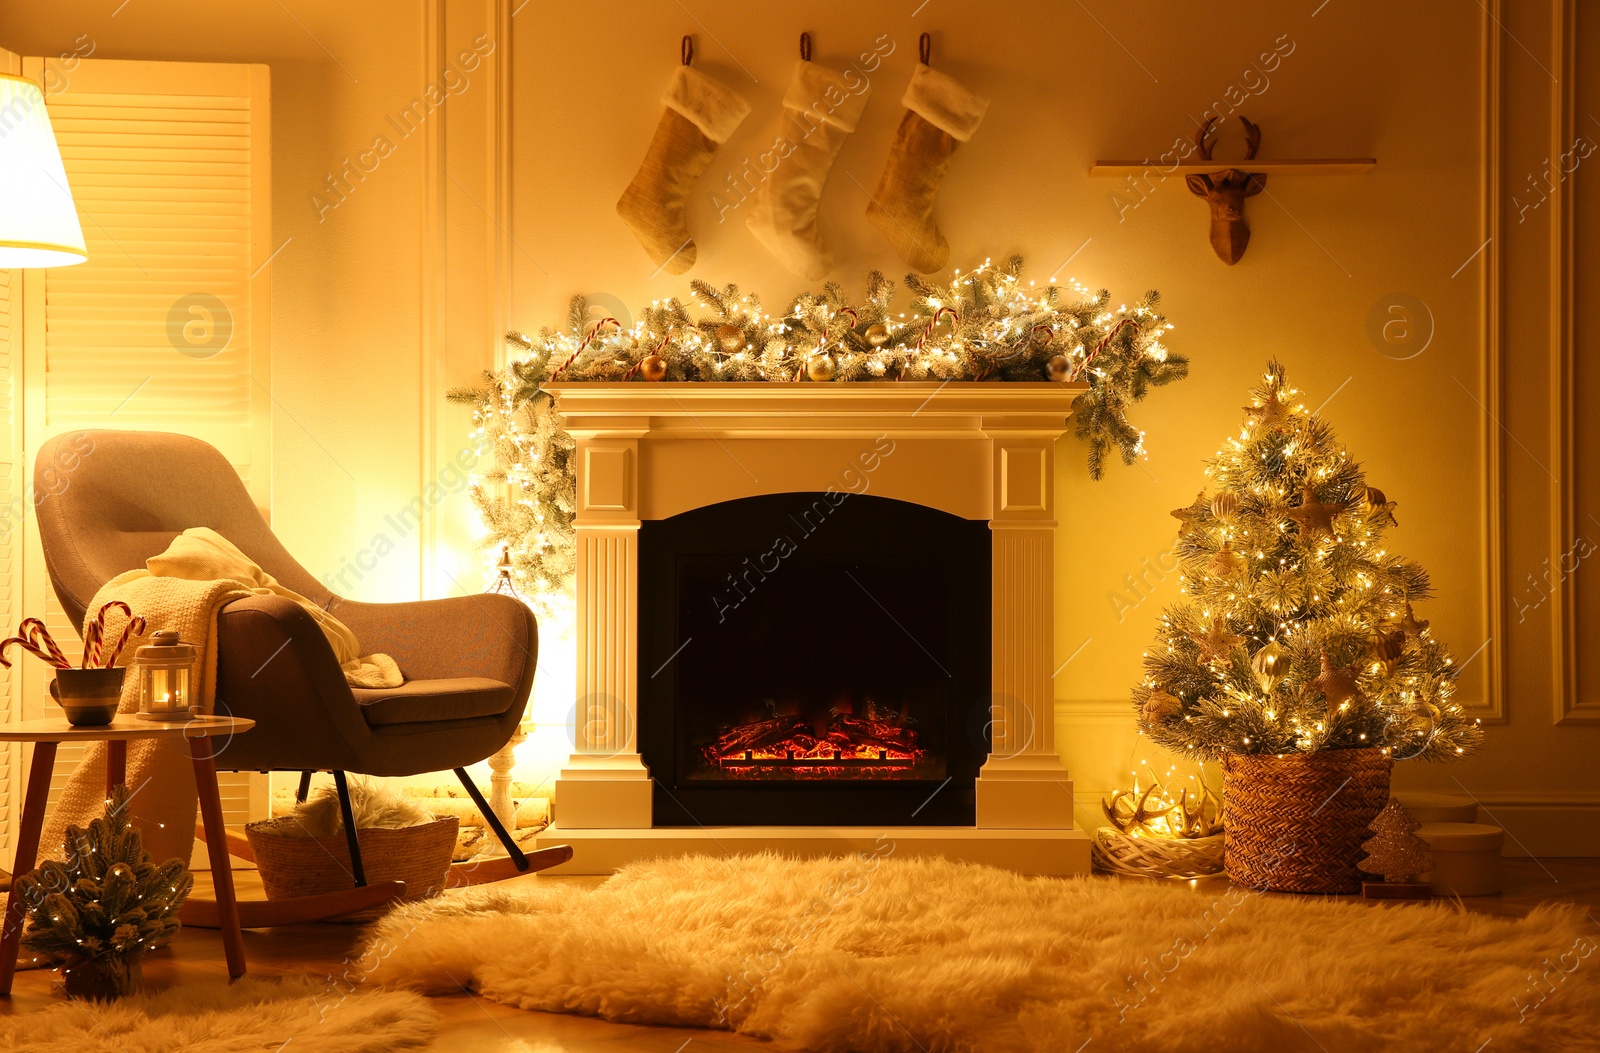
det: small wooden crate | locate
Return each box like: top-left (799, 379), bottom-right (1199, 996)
top-left (246, 815), bottom-right (459, 911)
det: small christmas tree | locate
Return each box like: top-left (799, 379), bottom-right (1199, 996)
top-left (1360, 799), bottom-right (1432, 882)
top-left (1132, 361), bottom-right (1483, 760)
top-left (15, 784), bottom-right (192, 999)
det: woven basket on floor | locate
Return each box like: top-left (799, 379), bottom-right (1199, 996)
top-left (1091, 829), bottom-right (1226, 880)
top-left (246, 815), bottom-right (459, 909)
top-left (1223, 748), bottom-right (1391, 894)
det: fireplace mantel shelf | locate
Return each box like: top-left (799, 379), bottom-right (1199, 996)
top-left (544, 381), bottom-right (1088, 439)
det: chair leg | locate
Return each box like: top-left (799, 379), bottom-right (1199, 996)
top-left (331, 770), bottom-right (367, 887)
top-left (295, 770), bottom-right (314, 803)
top-left (454, 767), bottom-right (529, 871)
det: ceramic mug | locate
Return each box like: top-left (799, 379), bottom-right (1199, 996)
top-left (50, 667), bottom-right (127, 727)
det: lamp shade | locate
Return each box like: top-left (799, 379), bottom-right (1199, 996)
top-left (0, 73), bottom-right (87, 268)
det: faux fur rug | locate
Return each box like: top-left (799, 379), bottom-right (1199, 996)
top-left (0, 977), bottom-right (437, 1052)
top-left (363, 852), bottom-right (1599, 1053)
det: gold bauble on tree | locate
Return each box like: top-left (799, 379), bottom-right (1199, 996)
top-left (1046, 354), bottom-right (1071, 382)
top-left (714, 323), bottom-right (746, 353)
top-left (1209, 542), bottom-right (1245, 577)
top-left (1251, 640), bottom-right (1290, 694)
top-left (1211, 490), bottom-right (1240, 520)
top-left (639, 354), bottom-right (668, 382)
top-left (864, 323), bottom-right (890, 347)
top-left (806, 354), bottom-right (837, 382)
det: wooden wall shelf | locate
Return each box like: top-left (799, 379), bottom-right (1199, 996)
top-left (1089, 159), bottom-right (1376, 176)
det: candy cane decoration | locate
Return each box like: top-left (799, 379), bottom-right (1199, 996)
top-left (0, 637), bottom-right (62, 669)
top-left (1070, 318), bottom-right (1139, 381)
top-left (87, 601), bottom-right (133, 668)
top-left (550, 316), bottom-right (621, 379)
top-left (20, 618), bottom-right (70, 668)
top-left (102, 615), bottom-right (147, 668)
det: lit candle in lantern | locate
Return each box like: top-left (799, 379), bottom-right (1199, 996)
top-left (135, 631), bottom-right (195, 721)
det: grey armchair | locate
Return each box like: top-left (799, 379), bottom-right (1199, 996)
top-left (33, 429), bottom-right (563, 891)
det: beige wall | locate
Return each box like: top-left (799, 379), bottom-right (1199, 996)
top-left (2, 1), bottom-right (1594, 851)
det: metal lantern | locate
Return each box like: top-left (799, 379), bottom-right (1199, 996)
top-left (135, 630), bottom-right (195, 720)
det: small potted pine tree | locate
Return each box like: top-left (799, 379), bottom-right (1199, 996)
top-left (1132, 361), bottom-right (1481, 893)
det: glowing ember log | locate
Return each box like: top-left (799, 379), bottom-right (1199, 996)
top-left (701, 711), bottom-right (927, 778)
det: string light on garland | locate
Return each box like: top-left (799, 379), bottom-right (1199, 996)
top-left (449, 257), bottom-right (1189, 604)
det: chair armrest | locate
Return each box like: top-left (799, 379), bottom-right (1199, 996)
top-left (330, 593), bottom-right (538, 698)
top-left (214, 594), bottom-right (372, 772)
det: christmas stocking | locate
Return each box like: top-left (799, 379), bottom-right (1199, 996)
top-left (865, 63), bottom-right (989, 274)
top-left (617, 63), bottom-right (751, 275)
top-left (745, 59), bottom-right (872, 280)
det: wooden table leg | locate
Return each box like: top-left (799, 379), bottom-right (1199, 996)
top-left (106, 739), bottom-right (127, 796)
top-left (0, 742), bottom-right (57, 996)
top-left (189, 736), bottom-right (245, 981)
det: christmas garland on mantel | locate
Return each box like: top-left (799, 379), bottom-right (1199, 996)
top-left (449, 256), bottom-right (1189, 606)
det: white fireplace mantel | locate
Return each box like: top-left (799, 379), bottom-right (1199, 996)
top-left (537, 382), bottom-right (1092, 876)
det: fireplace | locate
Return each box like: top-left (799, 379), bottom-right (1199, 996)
top-left (637, 492), bottom-right (989, 826)
top-left (536, 382), bottom-right (1090, 876)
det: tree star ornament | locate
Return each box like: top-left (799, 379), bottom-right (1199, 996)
top-left (1171, 491), bottom-right (1208, 538)
top-left (1312, 652), bottom-right (1363, 707)
top-left (1243, 388), bottom-right (1290, 431)
top-left (1286, 486), bottom-right (1349, 539)
top-left (1384, 602), bottom-right (1430, 640)
top-left (1190, 618), bottom-right (1245, 664)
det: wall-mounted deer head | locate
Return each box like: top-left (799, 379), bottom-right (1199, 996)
top-left (1186, 116), bottom-right (1266, 265)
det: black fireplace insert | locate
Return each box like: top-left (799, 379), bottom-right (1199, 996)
top-left (637, 490), bottom-right (990, 826)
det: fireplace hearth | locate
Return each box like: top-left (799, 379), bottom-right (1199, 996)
top-left (637, 492), bottom-right (989, 826)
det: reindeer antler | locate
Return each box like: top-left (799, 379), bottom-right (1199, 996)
top-left (1239, 115), bottom-right (1261, 161)
top-left (1193, 116), bottom-right (1218, 162)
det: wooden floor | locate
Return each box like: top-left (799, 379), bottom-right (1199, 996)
top-left (3, 859), bottom-right (1598, 1051)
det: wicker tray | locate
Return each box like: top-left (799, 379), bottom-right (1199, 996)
top-left (246, 815), bottom-right (459, 913)
top-left (1223, 748), bottom-right (1391, 894)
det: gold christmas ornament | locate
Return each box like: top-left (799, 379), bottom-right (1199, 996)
top-left (1251, 640), bottom-right (1290, 694)
top-left (639, 354), bottom-right (668, 382)
top-left (1190, 618), bottom-right (1245, 664)
top-left (1209, 542), bottom-right (1245, 577)
top-left (1140, 687), bottom-right (1183, 723)
top-left (864, 322), bottom-right (890, 347)
top-left (806, 354), bottom-right (837, 382)
top-left (1286, 485), bottom-right (1349, 539)
top-left (714, 323), bottom-right (746, 353)
top-left (1046, 354), bottom-right (1072, 382)
top-left (1366, 628), bottom-right (1406, 676)
top-left (1384, 602), bottom-right (1430, 640)
top-left (1363, 485), bottom-right (1399, 525)
top-left (1210, 490), bottom-right (1240, 520)
top-left (1171, 491), bottom-right (1208, 538)
top-left (1312, 652), bottom-right (1362, 707)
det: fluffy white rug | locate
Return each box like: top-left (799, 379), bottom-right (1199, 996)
top-left (363, 852), bottom-right (1599, 1053)
top-left (0, 976), bottom-right (437, 1052)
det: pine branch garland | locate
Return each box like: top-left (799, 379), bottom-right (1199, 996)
top-left (453, 258), bottom-right (1187, 602)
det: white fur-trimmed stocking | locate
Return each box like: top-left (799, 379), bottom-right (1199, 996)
top-left (745, 57), bottom-right (872, 280)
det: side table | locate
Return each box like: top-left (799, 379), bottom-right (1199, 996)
top-left (0, 714), bottom-right (255, 994)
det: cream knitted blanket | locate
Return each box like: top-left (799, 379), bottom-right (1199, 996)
top-left (41, 529), bottom-right (401, 865)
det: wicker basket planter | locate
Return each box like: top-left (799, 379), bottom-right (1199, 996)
top-left (1222, 748), bottom-right (1392, 894)
top-left (246, 815), bottom-right (459, 913)
top-left (1091, 829), bottom-right (1226, 880)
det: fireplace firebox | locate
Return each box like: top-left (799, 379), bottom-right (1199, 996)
top-left (638, 492), bottom-right (990, 826)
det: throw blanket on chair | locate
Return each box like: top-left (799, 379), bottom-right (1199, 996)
top-left (41, 528), bottom-right (402, 865)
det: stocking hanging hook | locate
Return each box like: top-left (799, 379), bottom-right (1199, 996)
top-left (799, 32), bottom-right (812, 62)
top-left (681, 35), bottom-right (694, 66)
top-left (919, 32), bottom-right (931, 65)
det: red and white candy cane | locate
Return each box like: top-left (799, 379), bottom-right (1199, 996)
top-left (1070, 318), bottom-right (1139, 382)
top-left (101, 615), bottom-right (147, 668)
top-left (0, 636), bottom-right (62, 669)
top-left (87, 601), bottom-right (134, 668)
top-left (20, 618), bottom-right (70, 668)
top-left (550, 317), bottom-right (621, 379)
